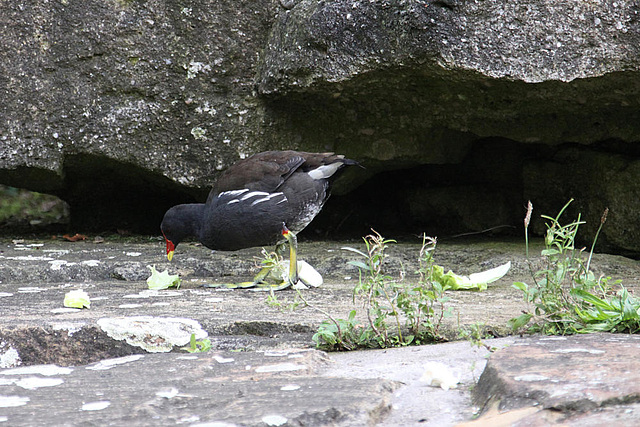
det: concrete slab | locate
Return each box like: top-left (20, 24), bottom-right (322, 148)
top-left (0, 349), bottom-right (396, 426)
top-left (1, 236), bottom-right (640, 425)
top-left (471, 334), bottom-right (640, 426)
top-left (0, 237), bottom-right (537, 366)
top-left (324, 338), bottom-right (517, 426)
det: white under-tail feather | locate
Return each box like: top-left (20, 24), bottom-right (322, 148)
top-left (307, 162), bottom-right (343, 180)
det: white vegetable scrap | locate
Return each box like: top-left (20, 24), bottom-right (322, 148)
top-left (63, 290), bottom-right (91, 309)
top-left (146, 266), bottom-right (181, 290)
top-left (420, 361), bottom-right (461, 391)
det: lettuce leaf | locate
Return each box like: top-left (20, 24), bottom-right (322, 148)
top-left (432, 261), bottom-right (511, 291)
top-left (147, 266), bottom-right (181, 290)
top-left (63, 289), bottom-right (91, 309)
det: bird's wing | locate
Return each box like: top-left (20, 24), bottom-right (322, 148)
top-left (209, 151), bottom-right (308, 199)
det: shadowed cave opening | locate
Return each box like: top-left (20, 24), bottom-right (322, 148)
top-left (2, 139), bottom-right (638, 258)
top-left (0, 139), bottom-right (541, 242)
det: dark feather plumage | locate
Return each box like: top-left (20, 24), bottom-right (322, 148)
top-left (161, 150), bottom-right (358, 255)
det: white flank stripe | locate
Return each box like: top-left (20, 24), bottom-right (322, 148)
top-left (219, 189), bottom-right (249, 198)
top-left (251, 197), bottom-right (270, 206)
top-left (241, 191), bottom-right (270, 201)
top-left (221, 189), bottom-right (288, 207)
top-left (251, 192), bottom-right (285, 206)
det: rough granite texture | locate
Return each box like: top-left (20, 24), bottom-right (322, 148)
top-left (2, 0), bottom-right (640, 251)
top-left (1, 0), bottom-right (280, 229)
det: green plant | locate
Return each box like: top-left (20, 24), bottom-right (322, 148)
top-left (510, 200), bottom-right (640, 334)
top-left (264, 230), bottom-right (508, 351)
top-left (311, 231), bottom-right (452, 350)
top-left (571, 284), bottom-right (640, 333)
top-left (266, 287), bottom-right (305, 311)
top-left (396, 234), bottom-right (452, 343)
top-left (311, 310), bottom-right (374, 351)
top-left (181, 333), bottom-right (212, 353)
top-left (346, 232), bottom-right (406, 347)
top-left (265, 265), bottom-right (358, 351)
top-left (457, 322), bottom-right (497, 351)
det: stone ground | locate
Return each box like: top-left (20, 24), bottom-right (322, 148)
top-left (0, 235), bottom-right (639, 425)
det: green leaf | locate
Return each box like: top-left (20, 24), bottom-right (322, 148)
top-left (582, 322), bottom-right (616, 332)
top-left (541, 248), bottom-right (560, 257)
top-left (63, 289), bottom-right (91, 309)
top-left (570, 288), bottom-right (614, 311)
top-left (181, 333), bottom-right (212, 353)
top-left (197, 339), bottom-right (212, 352)
top-left (347, 260), bottom-right (371, 271)
top-left (507, 313), bottom-right (533, 331)
top-left (147, 265), bottom-right (181, 290)
top-left (512, 282), bottom-right (528, 292)
top-left (621, 291), bottom-right (639, 321)
top-left (341, 246), bottom-right (368, 258)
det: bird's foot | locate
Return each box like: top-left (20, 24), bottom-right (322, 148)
top-left (202, 259), bottom-right (322, 291)
top-left (202, 263), bottom-right (293, 291)
top-left (203, 281), bottom-right (257, 289)
top-left (202, 226), bottom-right (313, 291)
top-left (249, 258), bottom-right (294, 291)
top-left (252, 280), bottom-right (292, 291)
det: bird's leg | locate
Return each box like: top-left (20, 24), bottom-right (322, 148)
top-left (251, 241), bottom-right (289, 289)
top-left (282, 224), bottom-right (299, 286)
top-left (206, 226), bottom-right (308, 291)
top-left (274, 241), bottom-right (287, 258)
top-left (248, 225), bottom-right (298, 290)
top-left (252, 250), bottom-right (277, 285)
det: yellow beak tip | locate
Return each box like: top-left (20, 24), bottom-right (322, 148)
top-left (167, 251), bottom-right (174, 261)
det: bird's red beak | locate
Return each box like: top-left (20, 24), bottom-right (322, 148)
top-left (166, 240), bottom-right (175, 261)
top-left (162, 231), bottom-right (175, 261)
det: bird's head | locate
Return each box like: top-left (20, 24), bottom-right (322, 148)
top-left (160, 204), bottom-right (202, 261)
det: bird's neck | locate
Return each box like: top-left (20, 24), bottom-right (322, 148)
top-left (180, 203), bottom-right (206, 240)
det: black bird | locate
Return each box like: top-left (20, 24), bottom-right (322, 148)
top-left (161, 150), bottom-right (358, 288)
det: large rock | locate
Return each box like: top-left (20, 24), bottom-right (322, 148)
top-left (472, 334), bottom-right (640, 426)
top-left (0, 0), bottom-right (280, 230)
top-left (2, 0), bottom-right (640, 252)
top-left (258, 0), bottom-right (640, 148)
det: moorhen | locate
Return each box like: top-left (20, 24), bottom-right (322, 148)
top-left (161, 150), bottom-right (358, 289)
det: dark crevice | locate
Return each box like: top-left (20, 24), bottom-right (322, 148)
top-left (0, 322), bottom-right (315, 367)
top-left (1, 139), bottom-right (639, 256)
top-left (216, 321), bottom-right (315, 337)
top-left (0, 326), bottom-right (144, 367)
top-left (305, 137), bottom-right (549, 241)
top-left (58, 154), bottom-right (207, 234)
